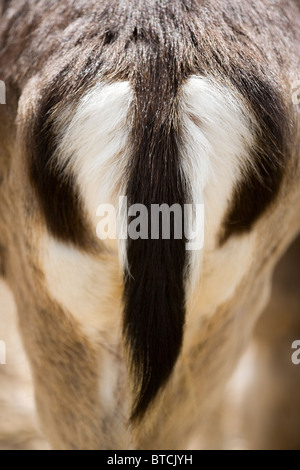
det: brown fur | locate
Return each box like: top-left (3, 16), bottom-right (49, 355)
top-left (0, 0), bottom-right (299, 449)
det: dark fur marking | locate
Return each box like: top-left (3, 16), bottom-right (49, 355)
top-left (27, 64), bottom-right (104, 250)
top-left (124, 77), bottom-right (188, 419)
top-left (122, 9), bottom-right (193, 420)
top-left (220, 73), bottom-right (289, 244)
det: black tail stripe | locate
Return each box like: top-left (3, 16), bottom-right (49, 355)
top-left (123, 59), bottom-right (187, 421)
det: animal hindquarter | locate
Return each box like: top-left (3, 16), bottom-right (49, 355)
top-left (0, 0), bottom-right (299, 450)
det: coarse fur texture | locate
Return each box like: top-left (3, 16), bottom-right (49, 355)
top-left (0, 0), bottom-right (299, 449)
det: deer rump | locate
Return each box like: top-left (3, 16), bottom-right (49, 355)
top-left (0, 0), bottom-right (298, 450)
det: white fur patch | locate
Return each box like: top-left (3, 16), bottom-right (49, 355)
top-left (180, 76), bottom-right (255, 299)
top-left (56, 81), bottom-right (133, 260)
